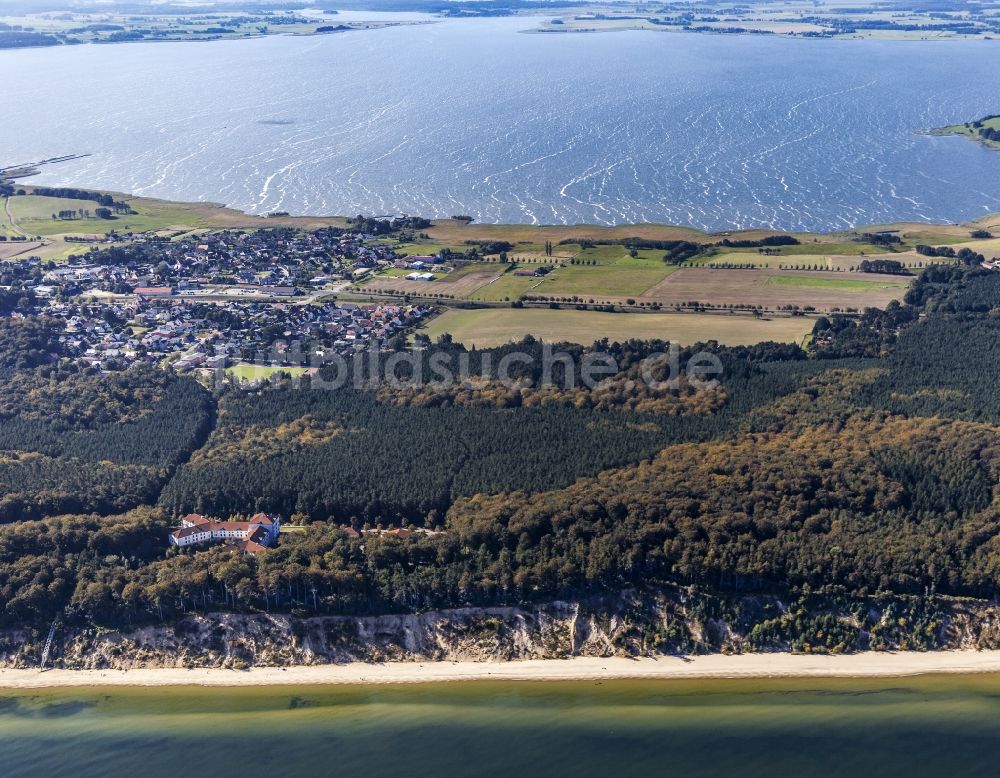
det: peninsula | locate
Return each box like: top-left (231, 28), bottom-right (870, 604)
top-left (0, 6), bottom-right (431, 50)
top-left (930, 114), bottom-right (1000, 151)
top-left (524, 0), bottom-right (1000, 40)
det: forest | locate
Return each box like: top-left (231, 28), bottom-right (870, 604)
top-left (0, 334), bottom-right (212, 522)
top-left (1, 263), bottom-right (1000, 655)
top-left (159, 337), bottom-right (814, 522)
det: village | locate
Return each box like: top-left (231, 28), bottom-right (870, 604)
top-left (0, 225), bottom-right (435, 374)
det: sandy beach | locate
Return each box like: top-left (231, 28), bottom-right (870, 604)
top-left (5, 651), bottom-right (1000, 688)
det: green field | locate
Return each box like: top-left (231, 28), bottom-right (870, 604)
top-left (932, 115), bottom-right (1000, 150)
top-left (906, 232), bottom-right (989, 246)
top-left (552, 245), bottom-right (671, 265)
top-left (8, 195), bottom-right (113, 237)
top-left (391, 241), bottom-right (468, 256)
top-left (576, 244), bottom-right (640, 261)
top-left (421, 307), bottom-right (814, 348)
top-left (691, 251), bottom-right (865, 270)
top-left (8, 195), bottom-right (98, 220)
top-left (10, 194), bottom-right (224, 237)
top-left (738, 241), bottom-right (883, 256)
top-left (950, 237), bottom-right (1000, 259)
top-left (768, 275), bottom-right (909, 291)
top-left (0, 197), bottom-right (20, 238)
top-left (462, 253), bottom-right (675, 301)
top-left (377, 267), bottom-right (446, 280)
top-left (1, 188), bottom-right (338, 260)
top-left (691, 251), bottom-right (780, 267)
top-left (441, 263), bottom-right (506, 280)
top-left (225, 364), bottom-right (310, 381)
top-left (693, 242), bottom-right (906, 266)
top-left (360, 262), bottom-right (507, 298)
top-left (535, 263), bottom-right (674, 297)
top-left (466, 273), bottom-right (545, 302)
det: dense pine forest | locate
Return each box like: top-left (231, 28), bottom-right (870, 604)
top-left (2, 263), bottom-right (1000, 657)
top-left (158, 339), bottom-right (809, 522)
top-left (0, 322), bottom-right (213, 522)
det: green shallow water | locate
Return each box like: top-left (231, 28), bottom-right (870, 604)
top-left (2, 675), bottom-right (1000, 777)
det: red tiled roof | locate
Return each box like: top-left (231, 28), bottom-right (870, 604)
top-left (215, 521), bottom-right (252, 531)
top-left (172, 526), bottom-right (211, 539)
top-left (173, 515), bottom-right (277, 546)
top-left (134, 286), bottom-right (174, 295)
top-left (227, 539), bottom-right (268, 554)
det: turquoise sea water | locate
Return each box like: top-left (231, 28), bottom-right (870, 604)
top-left (2, 675), bottom-right (1000, 776)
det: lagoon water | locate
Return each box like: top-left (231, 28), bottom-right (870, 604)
top-left (2, 676), bottom-right (1000, 776)
top-left (3, 19), bottom-right (1000, 230)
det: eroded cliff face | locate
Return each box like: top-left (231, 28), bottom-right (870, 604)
top-left (2, 600), bottom-right (634, 670)
top-left (6, 589), bottom-right (1000, 669)
top-left (0, 590), bottom-right (696, 669)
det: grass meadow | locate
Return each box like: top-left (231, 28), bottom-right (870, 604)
top-left (420, 307), bottom-right (813, 348)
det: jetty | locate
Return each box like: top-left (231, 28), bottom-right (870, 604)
top-left (0, 153), bottom-right (91, 181)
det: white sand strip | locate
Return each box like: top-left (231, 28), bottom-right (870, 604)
top-left (5, 651), bottom-right (1000, 688)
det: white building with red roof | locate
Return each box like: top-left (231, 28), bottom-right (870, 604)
top-left (169, 513), bottom-right (281, 554)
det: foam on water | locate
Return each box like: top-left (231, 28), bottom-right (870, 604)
top-left (2, 18), bottom-right (1000, 230)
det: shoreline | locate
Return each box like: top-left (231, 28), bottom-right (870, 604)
top-left (5, 178), bottom-right (998, 241)
top-left (927, 124), bottom-right (1000, 153)
top-left (0, 20), bottom-right (436, 53)
top-left (5, 163), bottom-right (1000, 239)
top-left (6, 651), bottom-right (1000, 689)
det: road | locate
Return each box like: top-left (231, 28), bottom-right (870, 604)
top-left (2, 196), bottom-right (25, 238)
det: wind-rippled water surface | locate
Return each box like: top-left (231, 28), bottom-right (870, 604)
top-left (3, 18), bottom-right (1000, 230)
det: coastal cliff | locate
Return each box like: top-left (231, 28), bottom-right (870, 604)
top-left (8, 590), bottom-right (1000, 670)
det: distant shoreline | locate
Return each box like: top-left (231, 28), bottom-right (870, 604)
top-left (0, 19), bottom-right (435, 52)
top-left (6, 651), bottom-right (1000, 688)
